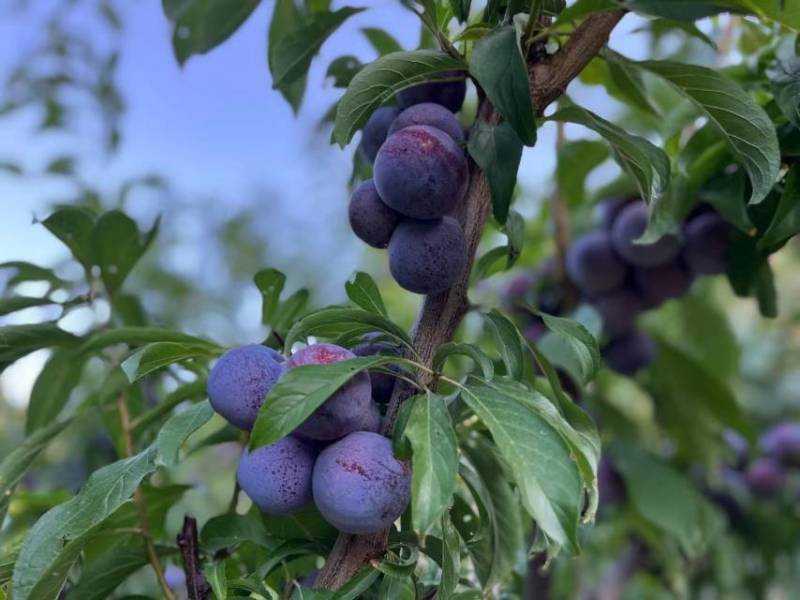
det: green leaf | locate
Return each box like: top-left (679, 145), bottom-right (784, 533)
top-left (0, 418), bottom-right (72, 525)
top-left (760, 164), bottom-right (800, 251)
top-left (361, 27), bottom-right (403, 55)
top-left (69, 545), bottom-right (175, 600)
top-left (121, 341), bottom-right (218, 383)
top-left (90, 210), bottom-right (159, 295)
top-left (556, 139), bottom-right (609, 206)
top-left (345, 271), bottom-right (387, 317)
top-left (203, 560), bottom-right (228, 600)
top-left (250, 356), bottom-right (401, 449)
top-left (166, 0), bottom-right (261, 65)
top-left (44, 155), bottom-right (75, 175)
top-left (333, 50), bottom-right (467, 147)
top-left (603, 49), bottom-right (659, 116)
top-left (0, 295), bottom-right (54, 317)
top-left (155, 400), bottom-right (215, 467)
top-left (439, 513), bottom-right (461, 598)
top-left (254, 267), bottom-right (286, 325)
top-left (469, 24), bottom-right (536, 146)
top-left (259, 504), bottom-right (337, 542)
top-left (548, 105), bottom-right (670, 211)
top-left (284, 306), bottom-right (412, 350)
top-left (78, 326), bottom-right (217, 355)
top-left (768, 43), bottom-right (800, 127)
top-left (482, 309), bottom-right (524, 380)
top-left (554, 0), bottom-right (618, 24)
top-left (460, 376), bottom-right (583, 554)
top-left (624, 0), bottom-right (800, 30)
top-left (41, 206), bottom-right (96, 270)
top-left (0, 262), bottom-right (63, 288)
top-left (377, 573), bottom-right (416, 600)
top-left (611, 442), bottom-right (725, 558)
top-left (270, 7), bottom-right (364, 88)
top-left (201, 513), bottom-right (273, 554)
top-left (432, 342), bottom-right (494, 379)
top-left (0, 322), bottom-right (77, 369)
top-left (26, 348), bottom-right (88, 433)
top-left (536, 311), bottom-right (601, 385)
top-left (448, 0), bottom-right (472, 22)
top-left (326, 55), bottom-right (363, 88)
top-left (404, 394), bottom-right (459, 536)
top-left (467, 120), bottom-right (524, 224)
top-left (635, 59), bottom-right (780, 205)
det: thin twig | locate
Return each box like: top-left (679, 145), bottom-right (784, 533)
top-left (117, 394), bottom-right (177, 600)
top-left (177, 516), bottom-right (211, 600)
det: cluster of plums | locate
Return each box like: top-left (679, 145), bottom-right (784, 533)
top-left (349, 72), bottom-right (471, 295)
top-left (724, 423), bottom-right (800, 497)
top-left (206, 340), bottom-right (409, 535)
top-left (506, 198), bottom-right (732, 375)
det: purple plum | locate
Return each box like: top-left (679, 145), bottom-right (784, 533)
top-left (683, 212), bottom-right (731, 276)
top-left (602, 331), bottom-right (656, 375)
top-left (348, 179), bottom-right (402, 249)
top-left (397, 69), bottom-right (467, 112)
top-left (611, 201), bottom-right (680, 268)
top-left (388, 102), bottom-right (465, 143)
top-left (760, 422), bottom-right (800, 467)
top-left (358, 106), bottom-right (401, 163)
top-left (566, 230), bottom-right (627, 296)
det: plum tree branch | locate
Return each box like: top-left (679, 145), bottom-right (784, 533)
top-left (314, 9), bottom-right (626, 591)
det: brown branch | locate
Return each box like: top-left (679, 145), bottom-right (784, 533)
top-left (177, 516), bottom-right (211, 600)
top-left (314, 9), bottom-right (626, 591)
top-left (116, 394), bottom-right (177, 600)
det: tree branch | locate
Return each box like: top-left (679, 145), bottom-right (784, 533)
top-left (314, 9), bottom-right (626, 590)
top-left (177, 516), bottom-right (211, 600)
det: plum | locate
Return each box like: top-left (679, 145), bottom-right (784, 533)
top-left (348, 179), bottom-right (402, 249)
top-left (358, 106), bottom-right (401, 163)
top-left (745, 457), bottom-right (785, 496)
top-left (374, 125), bottom-right (468, 220)
top-left (611, 201), bottom-right (680, 267)
top-left (683, 212), bottom-right (731, 275)
top-left (237, 436), bottom-right (316, 514)
top-left (502, 260), bottom-right (564, 318)
top-left (388, 102), bottom-right (465, 143)
top-left (598, 457), bottom-right (626, 507)
top-left (351, 334), bottom-right (402, 404)
top-left (633, 260), bottom-right (695, 305)
top-left (722, 429), bottom-right (749, 470)
top-left (566, 230), bottom-right (627, 296)
top-left (397, 69), bottom-right (467, 112)
top-left (207, 344), bottom-right (285, 430)
top-left (602, 331), bottom-right (656, 375)
top-left (760, 422), bottom-right (800, 467)
top-left (312, 431), bottom-right (411, 534)
top-left (591, 288), bottom-right (644, 339)
top-left (286, 343), bottom-right (379, 441)
top-left (595, 197), bottom-right (634, 230)
top-left (388, 216), bottom-right (468, 295)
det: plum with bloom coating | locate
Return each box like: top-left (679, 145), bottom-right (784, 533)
top-left (237, 436), bottom-right (316, 514)
top-left (388, 102), bottom-right (465, 143)
top-left (207, 344), bottom-right (284, 431)
top-left (611, 201), bottom-right (680, 267)
top-left (760, 422), bottom-right (800, 467)
top-left (374, 125), bottom-right (468, 220)
top-left (388, 216), bottom-right (468, 295)
top-left (602, 331), bottom-right (656, 375)
top-left (358, 106), bottom-right (401, 163)
top-left (312, 431), bottom-right (411, 534)
top-left (397, 69), bottom-right (466, 112)
top-left (566, 230), bottom-right (627, 295)
top-left (286, 343), bottom-right (379, 441)
top-left (348, 179), bottom-right (401, 249)
top-left (683, 212), bottom-right (731, 275)
top-left (745, 457), bottom-right (785, 496)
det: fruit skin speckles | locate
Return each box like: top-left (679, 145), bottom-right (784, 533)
top-left (312, 431), bottom-right (411, 535)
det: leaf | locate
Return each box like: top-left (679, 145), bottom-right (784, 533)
top-left (482, 309), bottom-right (524, 380)
top-left (284, 306), bottom-right (412, 350)
top-left (90, 210), bottom-right (159, 295)
top-left (155, 400), bottom-right (215, 467)
top-left (611, 442), bottom-right (725, 558)
top-left (361, 27), bottom-right (403, 55)
top-left (254, 267), bottom-right (286, 325)
top-left (40, 206), bottom-right (96, 270)
top-left (203, 560), bottom-right (228, 600)
top-left (0, 322), bottom-right (77, 368)
top-left (121, 341), bottom-right (218, 383)
top-left (432, 342), bottom-right (494, 379)
top-left (270, 7), bottom-right (364, 88)
top-left (556, 139), bottom-right (609, 206)
top-left (201, 513), bottom-right (273, 553)
top-left (250, 356), bottom-right (400, 449)
top-left (345, 271), bottom-right (387, 317)
top-left (269, 0), bottom-right (308, 112)
top-left (760, 164), bottom-right (800, 251)
top-left (624, 0), bottom-right (800, 30)
top-left (460, 376), bottom-right (583, 554)
top-left (78, 326), bottom-right (217, 355)
top-left (326, 55), bottom-right (363, 88)
top-left (333, 50), bottom-right (467, 147)
top-left (0, 295), bottom-right (54, 317)
top-left (439, 513), bottom-right (461, 598)
top-left (404, 394), bottom-right (459, 536)
top-left (468, 120), bottom-right (524, 224)
top-left (548, 105), bottom-right (670, 210)
top-left (26, 348), bottom-right (88, 433)
top-left (259, 504), bottom-right (337, 542)
top-left (536, 311), bottom-right (601, 385)
top-left (69, 545), bottom-right (175, 600)
top-left (603, 49), bottom-right (659, 116)
top-left (635, 59), bottom-right (780, 205)
top-left (0, 418), bottom-right (72, 525)
top-left (448, 0), bottom-right (472, 22)
top-left (44, 156), bottom-right (75, 175)
top-left (377, 573), bottom-right (416, 600)
top-left (554, 0), bottom-right (618, 25)
top-left (469, 24), bottom-right (536, 146)
top-left (166, 0), bottom-right (261, 65)
top-left (768, 43), bottom-right (800, 127)
top-left (0, 262), bottom-right (63, 288)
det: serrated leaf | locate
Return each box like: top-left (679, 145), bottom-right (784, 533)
top-left (333, 50), bottom-right (467, 147)
top-left (90, 210), bottom-right (159, 295)
top-left (0, 418), bottom-right (71, 524)
top-left (469, 24), bottom-right (536, 145)
top-left (41, 206), bottom-right (96, 270)
top-left (284, 306), bottom-right (412, 350)
top-left (271, 7), bottom-right (364, 88)
top-left (345, 271), bottom-right (387, 316)
top-left (250, 356), bottom-right (400, 449)
top-left (548, 105), bottom-right (670, 211)
top-left (468, 120), bottom-right (524, 224)
top-left (482, 309), bottom-right (524, 380)
top-left (432, 342), bottom-right (494, 379)
top-left (361, 27), bottom-right (403, 55)
top-left (155, 400), bottom-right (215, 467)
top-left (460, 376), bottom-right (583, 554)
top-left (121, 341), bottom-right (218, 383)
top-left (404, 394), bottom-right (459, 536)
top-left (635, 59), bottom-right (780, 205)
top-left (26, 348), bottom-right (88, 433)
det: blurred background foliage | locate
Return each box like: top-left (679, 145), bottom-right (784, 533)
top-left (1, 0), bottom-right (799, 598)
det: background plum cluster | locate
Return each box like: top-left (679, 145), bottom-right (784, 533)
top-left (349, 74), bottom-right (471, 295)
top-left (206, 341), bottom-right (409, 535)
top-left (506, 198), bottom-right (732, 376)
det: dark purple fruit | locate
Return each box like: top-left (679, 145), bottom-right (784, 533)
top-left (348, 179), bottom-right (402, 249)
top-left (388, 102), bottom-right (465, 143)
top-left (760, 422), bottom-right (800, 467)
top-left (633, 260), bottom-right (695, 305)
top-left (683, 212), bottom-right (731, 276)
top-left (397, 70), bottom-right (467, 113)
top-left (358, 106), bottom-right (401, 164)
top-left (566, 230), bottom-right (627, 296)
top-left (602, 331), bottom-right (656, 375)
top-left (611, 201), bottom-right (680, 268)
top-left (591, 288), bottom-right (644, 339)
